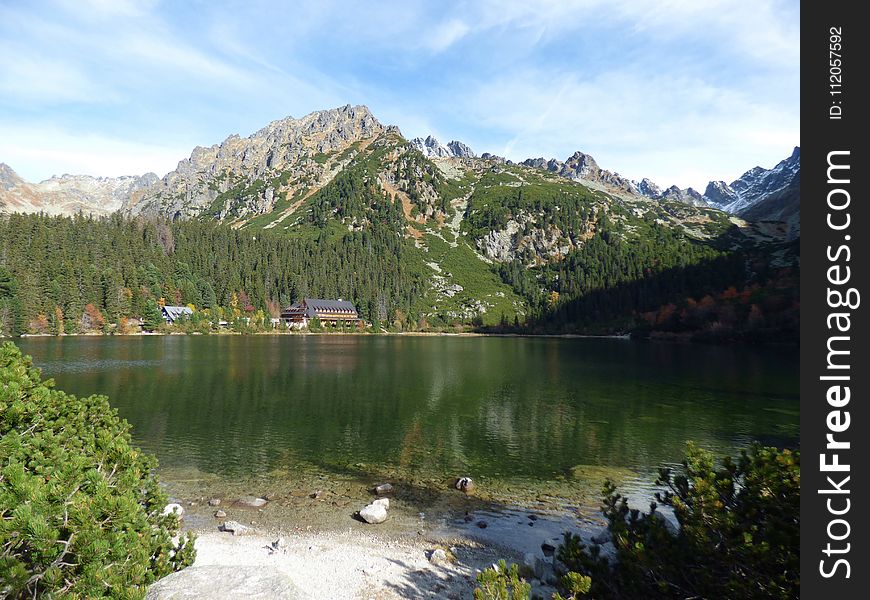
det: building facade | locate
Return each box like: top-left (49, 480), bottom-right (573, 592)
top-left (280, 298), bottom-right (359, 328)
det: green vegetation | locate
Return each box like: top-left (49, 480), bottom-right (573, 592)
top-left (473, 560), bottom-right (592, 600)
top-left (0, 136), bottom-right (797, 340)
top-left (0, 212), bottom-right (426, 335)
top-left (474, 561), bottom-right (533, 600)
top-left (476, 443), bottom-right (798, 600)
top-left (557, 443), bottom-right (799, 599)
top-left (0, 342), bottom-right (194, 598)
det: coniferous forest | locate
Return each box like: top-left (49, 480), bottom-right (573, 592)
top-left (0, 212), bottom-right (424, 336)
top-left (0, 210), bottom-right (798, 341)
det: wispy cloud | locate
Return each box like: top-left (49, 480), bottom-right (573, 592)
top-left (424, 19), bottom-right (471, 52)
top-left (0, 0), bottom-right (798, 186)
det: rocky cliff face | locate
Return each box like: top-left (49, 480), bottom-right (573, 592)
top-left (658, 185), bottom-right (708, 207)
top-left (519, 146), bottom-right (800, 222)
top-left (714, 147), bottom-right (800, 213)
top-left (124, 104), bottom-right (390, 220)
top-left (0, 164), bottom-right (157, 216)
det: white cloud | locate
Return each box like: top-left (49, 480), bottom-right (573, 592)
top-left (424, 19), bottom-right (471, 52)
top-left (463, 67), bottom-right (798, 188)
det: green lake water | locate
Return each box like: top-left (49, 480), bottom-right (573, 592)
top-left (17, 335), bottom-right (798, 513)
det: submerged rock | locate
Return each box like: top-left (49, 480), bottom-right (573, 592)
top-left (359, 503), bottom-right (388, 524)
top-left (455, 477), bottom-right (475, 494)
top-left (233, 496), bottom-right (268, 509)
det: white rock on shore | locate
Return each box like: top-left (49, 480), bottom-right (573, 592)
top-left (220, 520), bottom-right (251, 536)
top-left (359, 503), bottom-right (388, 524)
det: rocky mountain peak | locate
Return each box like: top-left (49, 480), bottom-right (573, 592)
top-left (125, 105), bottom-right (393, 218)
top-left (446, 140), bottom-right (476, 158)
top-left (636, 177), bottom-right (662, 199)
top-left (703, 180), bottom-right (738, 207)
top-left (0, 163), bottom-right (24, 191)
top-left (410, 135), bottom-right (476, 158)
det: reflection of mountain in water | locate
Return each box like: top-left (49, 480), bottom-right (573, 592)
top-left (20, 336), bottom-right (798, 490)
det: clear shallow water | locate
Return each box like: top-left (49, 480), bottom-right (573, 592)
top-left (18, 335), bottom-right (798, 508)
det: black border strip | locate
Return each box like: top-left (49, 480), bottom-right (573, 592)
top-left (801, 4), bottom-right (869, 596)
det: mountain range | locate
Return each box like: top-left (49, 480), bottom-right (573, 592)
top-left (1, 105), bottom-right (800, 337)
top-left (1, 105), bottom-right (799, 236)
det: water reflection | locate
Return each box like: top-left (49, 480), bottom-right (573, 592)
top-left (19, 336), bottom-right (798, 492)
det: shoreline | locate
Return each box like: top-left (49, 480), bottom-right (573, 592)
top-left (17, 330), bottom-right (632, 339)
top-left (150, 495), bottom-right (602, 600)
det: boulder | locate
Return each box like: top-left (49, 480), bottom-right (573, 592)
top-left (146, 565), bottom-right (304, 599)
top-left (373, 483), bottom-right (393, 495)
top-left (372, 497), bottom-right (390, 509)
top-left (233, 496), bottom-right (268, 509)
top-left (214, 510), bottom-right (227, 518)
top-left (429, 548), bottom-right (449, 566)
top-left (359, 503), bottom-right (388, 524)
top-left (455, 477), bottom-right (475, 494)
top-left (208, 498), bottom-right (221, 507)
top-left (220, 520), bottom-right (251, 536)
top-left (523, 552), bottom-right (544, 579)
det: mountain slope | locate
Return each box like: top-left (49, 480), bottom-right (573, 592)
top-left (1, 106), bottom-right (800, 337)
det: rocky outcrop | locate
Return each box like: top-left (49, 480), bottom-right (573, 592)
top-left (446, 140), bottom-right (475, 158)
top-left (703, 180), bottom-right (738, 207)
top-left (124, 105), bottom-right (390, 219)
top-left (522, 151), bottom-right (639, 197)
top-left (477, 217), bottom-right (577, 263)
top-left (658, 185), bottom-right (708, 207)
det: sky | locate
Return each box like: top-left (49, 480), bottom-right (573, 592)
top-left (0, 0), bottom-right (799, 190)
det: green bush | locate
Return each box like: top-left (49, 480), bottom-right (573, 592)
top-left (559, 442), bottom-right (800, 599)
top-left (0, 342), bottom-right (195, 598)
top-left (474, 560), bottom-right (591, 600)
top-left (474, 560), bottom-right (532, 600)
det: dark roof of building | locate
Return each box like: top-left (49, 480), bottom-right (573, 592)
top-left (162, 305), bottom-right (193, 321)
top-left (282, 298), bottom-right (358, 318)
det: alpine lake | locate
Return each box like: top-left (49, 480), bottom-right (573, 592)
top-left (18, 335), bottom-right (798, 548)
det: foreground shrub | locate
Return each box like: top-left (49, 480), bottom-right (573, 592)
top-left (560, 442), bottom-right (799, 599)
top-left (0, 342), bottom-right (195, 598)
top-left (474, 560), bottom-right (591, 600)
top-left (474, 560), bottom-right (532, 600)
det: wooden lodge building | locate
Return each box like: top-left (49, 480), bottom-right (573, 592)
top-left (281, 298), bottom-right (359, 328)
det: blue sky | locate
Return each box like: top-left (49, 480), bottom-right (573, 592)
top-left (0, 0), bottom-right (799, 190)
